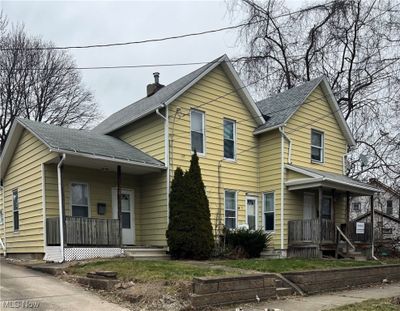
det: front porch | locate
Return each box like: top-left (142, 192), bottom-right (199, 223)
top-left (285, 165), bottom-right (378, 258)
top-left (43, 150), bottom-right (168, 262)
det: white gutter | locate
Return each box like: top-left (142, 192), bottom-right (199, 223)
top-left (48, 148), bottom-right (166, 170)
top-left (156, 105), bottom-right (170, 225)
top-left (57, 154), bottom-right (66, 262)
top-left (279, 127), bottom-right (292, 164)
top-left (279, 126), bottom-right (285, 251)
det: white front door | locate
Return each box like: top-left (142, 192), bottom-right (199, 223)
top-left (112, 189), bottom-right (135, 245)
top-left (304, 193), bottom-right (316, 219)
top-left (246, 196), bottom-right (258, 230)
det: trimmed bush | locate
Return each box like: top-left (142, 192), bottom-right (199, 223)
top-left (225, 228), bottom-right (271, 258)
top-left (166, 152), bottom-right (214, 259)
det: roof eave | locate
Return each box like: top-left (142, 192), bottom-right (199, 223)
top-left (253, 123), bottom-right (285, 135)
top-left (49, 148), bottom-right (167, 170)
top-left (319, 78), bottom-right (356, 146)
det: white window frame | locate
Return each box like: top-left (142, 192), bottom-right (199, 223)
top-left (311, 129), bottom-right (324, 163)
top-left (224, 190), bottom-right (237, 229)
top-left (223, 118), bottom-right (236, 161)
top-left (12, 189), bottom-right (19, 232)
top-left (70, 182), bottom-right (91, 218)
top-left (245, 196), bottom-right (258, 230)
top-left (263, 192), bottom-right (275, 232)
top-left (190, 109), bottom-right (205, 156)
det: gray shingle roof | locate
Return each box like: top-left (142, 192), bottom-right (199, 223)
top-left (18, 118), bottom-right (164, 167)
top-left (255, 76), bottom-right (324, 133)
top-left (288, 165), bottom-right (379, 193)
top-left (93, 55), bottom-right (227, 135)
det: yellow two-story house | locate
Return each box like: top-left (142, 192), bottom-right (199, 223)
top-left (0, 55), bottom-right (378, 261)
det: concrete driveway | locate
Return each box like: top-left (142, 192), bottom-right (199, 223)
top-left (0, 259), bottom-right (128, 311)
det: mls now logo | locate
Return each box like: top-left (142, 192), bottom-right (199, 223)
top-left (2, 300), bottom-right (40, 309)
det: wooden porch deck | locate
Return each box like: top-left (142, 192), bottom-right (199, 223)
top-left (288, 219), bottom-right (372, 258)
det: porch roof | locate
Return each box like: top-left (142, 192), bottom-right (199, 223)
top-left (2, 118), bottom-right (166, 175)
top-left (285, 165), bottom-right (380, 195)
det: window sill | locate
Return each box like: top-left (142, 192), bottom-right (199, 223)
top-left (311, 160), bottom-right (324, 165)
top-left (223, 157), bottom-right (236, 163)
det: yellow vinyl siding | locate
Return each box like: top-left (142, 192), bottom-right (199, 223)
top-left (3, 130), bottom-right (57, 253)
top-left (287, 170), bottom-right (312, 180)
top-left (169, 66), bottom-right (259, 234)
top-left (285, 86), bottom-right (347, 173)
top-left (258, 130), bottom-right (283, 249)
top-left (114, 111), bottom-right (167, 246)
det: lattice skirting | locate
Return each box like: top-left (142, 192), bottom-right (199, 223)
top-left (44, 246), bottom-right (63, 263)
top-left (64, 247), bottom-right (123, 261)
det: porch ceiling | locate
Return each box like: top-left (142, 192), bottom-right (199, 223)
top-left (46, 153), bottom-right (165, 175)
top-left (285, 165), bottom-right (379, 195)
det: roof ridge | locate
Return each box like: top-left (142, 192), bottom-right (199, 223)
top-left (93, 54), bottom-right (228, 134)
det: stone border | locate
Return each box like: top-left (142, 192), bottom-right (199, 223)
top-left (282, 264), bottom-right (400, 294)
top-left (190, 273), bottom-right (285, 307)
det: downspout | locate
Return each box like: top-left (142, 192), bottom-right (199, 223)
top-left (1, 180), bottom-right (6, 256)
top-left (278, 127), bottom-right (286, 252)
top-left (57, 154), bottom-right (66, 262)
top-left (280, 127), bottom-right (292, 164)
top-left (156, 105), bottom-right (170, 225)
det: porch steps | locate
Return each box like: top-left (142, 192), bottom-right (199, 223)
top-left (123, 247), bottom-right (170, 260)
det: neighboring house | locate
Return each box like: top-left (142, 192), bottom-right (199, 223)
top-left (0, 55), bottom-right (378, 262)
top-left (351, 179), bottom-right (400, 241)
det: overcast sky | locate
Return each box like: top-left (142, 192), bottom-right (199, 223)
top-left (2, 0), bottom-right (299, 122)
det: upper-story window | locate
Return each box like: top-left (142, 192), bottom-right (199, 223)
top-left (223, 119), bottom-right (236, 160)
top-left (12, 189), bottom-right (19, 231)
top-left (311, 129), bottom-right (324, 162)
top-left (386, 200), bottom-right (393, 215)
top-left (71, 183), bottom-right (89, 217)
top-left (190, 109), bottom-right (205, 154)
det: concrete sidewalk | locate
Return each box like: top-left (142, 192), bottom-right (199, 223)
top-left (218, 282), bottom-right (400, 311)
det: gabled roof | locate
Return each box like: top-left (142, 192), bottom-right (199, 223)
top-left (254, 76), bottom-right (356, 146)
top-left (286, 164), bottom-right (380, 195)
top-left (0, 118), bottom-right (165, 178)
top-left (93, 54), bottom-right (264, 135)
top-left (354, 209), bottom-right (400, 224)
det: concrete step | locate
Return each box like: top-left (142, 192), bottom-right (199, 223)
top-left (123, 248), bottom-right (169, 260)
top-left (276, 287), bottom-right (294, 297)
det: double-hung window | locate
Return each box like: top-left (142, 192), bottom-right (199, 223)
top-left (71, 183), bottom-right (89, 217)
top-left (224, 191), bottom-right (237, 229)
top-left (263, 193), bottom-right (274, 231)
top-left (223, 119), bottom-right (236, 160)
top-left (311, 129), bottom-right (324, 162)
top-left (12, 190), bottom-right (19, 231)
top-left (191, 110), bottom-right (205, 154)
top-left (387, 200), bottom-right (393, 215)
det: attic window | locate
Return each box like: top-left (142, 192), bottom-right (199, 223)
top-left (311, 129), bottom-right (324, 163)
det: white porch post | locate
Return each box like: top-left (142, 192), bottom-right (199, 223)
top-left (57, 154), bottom-right (66, 262)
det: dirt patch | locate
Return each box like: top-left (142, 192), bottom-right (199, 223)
top-left (62, 274), bottom-right (197, 311)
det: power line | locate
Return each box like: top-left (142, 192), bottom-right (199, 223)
top-left (0, 2), bottom-right (335, 51)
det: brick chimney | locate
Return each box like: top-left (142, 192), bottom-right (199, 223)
top-left (147, 72), bottom-right (165, 97)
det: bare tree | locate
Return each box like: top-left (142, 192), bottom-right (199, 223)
top-left (230, 0), bottom-right (400, 186)
top-left (0, 14), bottom-right (100, 151)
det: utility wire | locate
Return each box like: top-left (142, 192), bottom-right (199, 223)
top-left (0, 2), bottom-right (335, 51)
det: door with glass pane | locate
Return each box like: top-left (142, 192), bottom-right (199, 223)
top-left (246, 197), bottom-right (257, 230)
top-left (112, 189), bottom-right (135, 245)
